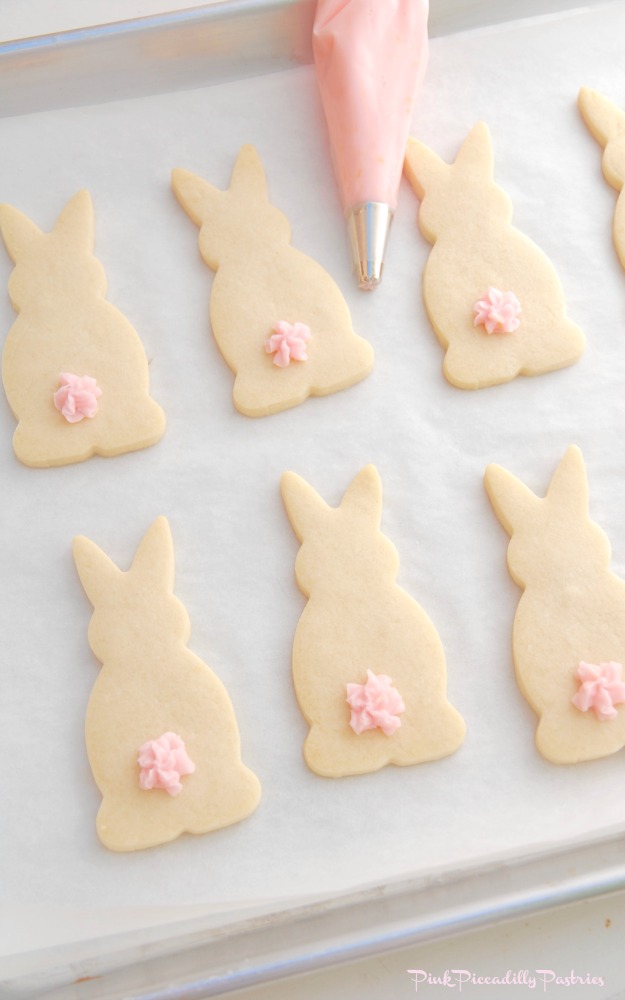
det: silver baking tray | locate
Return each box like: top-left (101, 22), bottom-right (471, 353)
top-left (1, 1), bottom-right (624, 997)
top-left (10, 830), bottom-right (625, 998)
top-left (0, 0), bottom-right (598, 119)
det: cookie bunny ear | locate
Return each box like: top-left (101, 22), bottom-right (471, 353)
top-left (129, 517), bottom-right (175, 592)
top-left (228, 145), bottom-right (269, 203)
top-left (484, 463), bottom-right (541, 537)
top-left (73, 535), bottom-right (123, 608)
top-left (404, 137), bottom-right (450, 200)
top-left (545, 445), bottom-right (589, 516)
top-left (578, 87), bottom-right (625, 146)
top-left (454, 122), bottom-right (494, 179)
top-left (171, 168), bottom-right (223, 227)
top-left (281, 472), bottom-right (331, 541)
top-left (53, 190), bottom-right (95, 251)
top-left (339, 465), bottom-right (383, 527)
top-left (0, 204), bottom-right (43, 262)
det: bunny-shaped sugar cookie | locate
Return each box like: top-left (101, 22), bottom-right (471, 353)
top-left (0, 191), bottom-right (165, 467)
top-left (73, 517), bottom-right (261, 851)
top-left (281, 466), bottom-right (465, 777)
top-left (172, 146), bottom-right (374, 417)
top-left (404, 123), bottom-right (584, 389)
top-left (485, 446), bottom-right (625, 764)
top-left (578, 88), bottom-right (625, 272)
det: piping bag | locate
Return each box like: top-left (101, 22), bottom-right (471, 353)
top-left (313, 0), bottom-right (429, 290)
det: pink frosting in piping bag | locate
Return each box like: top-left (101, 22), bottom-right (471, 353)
top-left (313, 0), bottom-right (429, 287)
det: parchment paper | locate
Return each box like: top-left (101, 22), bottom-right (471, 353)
top-left (2, 0), bottom-right (625, 959)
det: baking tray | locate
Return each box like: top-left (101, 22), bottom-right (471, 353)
top-left (0, 0), bottom-right (599, 118)
top-left (2, 1), bottom-right (625, 997)
top-left (9, 830), bottom-right (625, 999)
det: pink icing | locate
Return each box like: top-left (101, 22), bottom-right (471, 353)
top-left (265, 321), bottom-right (311, 367)
top-left (53, 372), bottom-right (102, 423)
top-left (313, 0), bottom-right (429, 209)
top-left (572, 661), bottom-right (625, 721)
top-left (346, 669), bottom-right (406, 736)
top-left (137, 732), bottom-right (195, 796)
top-left (473, 288), bottom-right (521, 335)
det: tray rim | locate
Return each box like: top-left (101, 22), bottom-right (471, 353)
top-left (0, 0), bottom-right (612, 119)
top-left (5, 823), bottom-right (625, 997)
top-left (0, 0), bottom-right (318, 119)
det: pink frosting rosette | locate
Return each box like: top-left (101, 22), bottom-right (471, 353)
top-left (473, 287), bottom-right (521, 335)
top-left (346, 669), bottom-right (405, 736)
top-left (53, 372), bottom-right (102, 423)
top-left (572, 661), bottom-right (625, 721)
top-left (265, 321), bottom-right (311, 367)
top-left (137, 731), bottom-right (195, 796)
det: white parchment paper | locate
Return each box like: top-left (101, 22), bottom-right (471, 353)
top-left (2, 0), bottom-right (625, 957)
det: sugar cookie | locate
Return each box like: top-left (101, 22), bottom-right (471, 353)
top-left (578, 87), bottom-right (625, 271)
top-left (73, 517), bottom-right (261, 851)
top-left (172, 146), bottom-right (374, 417)
top-left (0, 191), bottom-right (165, 467)
top-left (281, 465), bottom-right (465, 777)
top-left (404, 123), bottom-right (584, 389)
top-left (485, 446), bottom-right (625, 764)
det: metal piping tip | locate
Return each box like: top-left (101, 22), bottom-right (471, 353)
top-left (346, 201), bottom-right (394, 290)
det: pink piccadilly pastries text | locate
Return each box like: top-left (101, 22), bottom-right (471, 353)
top-left (313, 0), bottom-right (429, 288)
